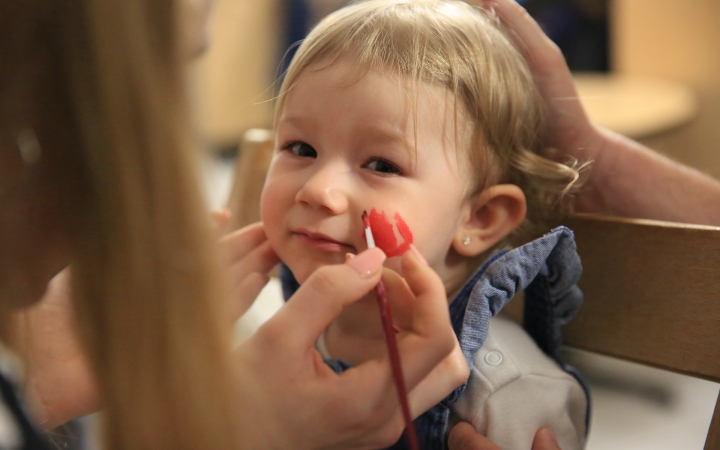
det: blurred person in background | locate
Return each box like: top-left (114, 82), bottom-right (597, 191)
top-left (0, 0), bottom-right (466, 448)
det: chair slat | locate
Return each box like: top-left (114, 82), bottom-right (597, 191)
top-left (563, 215), bottom-right (720, 383)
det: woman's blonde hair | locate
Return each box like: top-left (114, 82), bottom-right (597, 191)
top-left (277, 0), bottom-right (585, 245)
top-left (2, 0), bottom-right (240, 448)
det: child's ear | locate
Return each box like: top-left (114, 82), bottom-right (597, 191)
top-left (453, 184), bottom-right (527, 257)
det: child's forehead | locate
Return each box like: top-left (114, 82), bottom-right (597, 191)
top-left (287, 64), bottom-right (463, 130)
top-left (306, 58), bottom-right (442, 95)
top-left (285, 59), bottom-right (465, 123)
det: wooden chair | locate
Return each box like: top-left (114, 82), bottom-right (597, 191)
top-left (562, 214), bottom-right (720, 449)
top-left (226, 128), bottom-right (274, 231)
top-left (226, 128), bottom-right (720, 450)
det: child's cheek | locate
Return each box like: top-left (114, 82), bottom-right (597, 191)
top-left (367, 208), bottom-right (413, 257)
top-left (259, 182), bottom-right (284, 245)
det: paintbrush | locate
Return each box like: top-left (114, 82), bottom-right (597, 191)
top-left (361, 210), bottom-right (419, 450)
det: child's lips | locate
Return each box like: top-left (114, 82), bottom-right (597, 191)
top-left (293, 229), bottom-right (355, 252)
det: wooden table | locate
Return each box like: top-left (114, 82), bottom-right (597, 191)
top-left (573, 73), bottom-right (698, 139)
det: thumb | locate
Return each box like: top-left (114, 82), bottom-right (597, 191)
top-left (533, 428), bottom-right (562, 450)
top-left (447, 422), bottom-right (501, 450)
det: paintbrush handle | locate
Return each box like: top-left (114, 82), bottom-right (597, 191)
top-left (375, 279), bottom-right (419, 450)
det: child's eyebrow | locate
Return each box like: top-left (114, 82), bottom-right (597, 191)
top-left (275, 115), bottom-right (323, 140)
top-left (276, 115), bottom-right (316, 130)
top-left (358, 126), bottom-right (416, 162)
top-left (360, 125), bottom-right (411, 148)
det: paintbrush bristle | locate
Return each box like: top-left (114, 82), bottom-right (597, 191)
top-left (361, 210), bottom-right (370, 228)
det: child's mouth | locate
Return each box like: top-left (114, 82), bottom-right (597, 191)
top-left (293, 230), bottom-right (354, 253)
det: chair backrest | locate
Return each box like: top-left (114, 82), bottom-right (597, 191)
top-left (226, 128), bottom-right (720, 450)
top-left (563, 214), bottom-right (720, 450)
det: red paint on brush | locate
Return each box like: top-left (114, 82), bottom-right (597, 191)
top-left (361, 210), bottom-right (371, 229)
top-left (366, 208), bottom-right (413, 257)
top-left (361, 211), bottom-right (419, 450)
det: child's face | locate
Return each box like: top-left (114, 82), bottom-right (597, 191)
top-left (261, 60), bottom-right (474, 285)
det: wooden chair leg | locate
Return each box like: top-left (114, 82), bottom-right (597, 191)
top-left (705, 393), bottom-right (720, 450)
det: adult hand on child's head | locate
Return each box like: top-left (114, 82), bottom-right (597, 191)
top-left (483, 0), bottom-right (596, 156)
top-left (483, 0), bottom-right (609, 212)
top-left (448, 422), bottom-right (563, 450)
top-left (234, 247), bottom-right (463, 449)
top-left (218, 221), bottom-right (279, 321)
top-left (487, 0), bottom-right (720, 224)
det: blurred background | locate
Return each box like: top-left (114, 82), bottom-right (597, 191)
top-left (190, 1), bottom-right (720, 449)
top-left (191, 0), bottom-right (720, 180)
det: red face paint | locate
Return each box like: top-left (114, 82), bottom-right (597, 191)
top-left (366, 208), bottom-right (413, 257)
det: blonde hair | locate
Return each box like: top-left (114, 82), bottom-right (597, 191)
top-left (2, 0), bottom-right (240, 448)
top-left (277, 0), bottom-right (585, 245)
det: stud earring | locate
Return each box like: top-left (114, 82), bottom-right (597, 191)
top-left (17, 128), bottom-right (42, 164)
top-left (462, 236), bottom-right (471, 246)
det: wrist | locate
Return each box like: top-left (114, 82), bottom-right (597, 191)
top-left (23, 361), bottom-right (99, 431)
top-left (568, 124), bottom-right (617, 214)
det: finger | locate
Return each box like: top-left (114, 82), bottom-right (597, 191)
top-left (378, 268), bottom-right (413, 330)
top-left (484, 0), bottom-right (562, 72)
top-left (264, 248), bottom-right (386, 353)
top-left (211, 209), bottom-right (232, 236)
top-left (485, 0), bottom-right (585, 112)
top-left (447, 422), bottom-right (502, 450)
top-left (485, 0), bottom-right (593, 154)
top-left (533, 428), bottom-right (562, 450)
top-left (408, 339), bottom-right (467, 418)
top-left (341, 249), bottom-right (457, 426)
top-left (219, 222), bottom-right (268, 263)
top-left (322, 269), bottom-right (428, 438)
top-left (227, 239), bottom-right (279, 287)
top-left (393, 248), bottom-right (455, 389)
top-left (400, 245), bottom-right (450, 331)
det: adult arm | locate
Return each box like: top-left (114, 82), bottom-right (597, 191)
top-left (485, 0), bottom-right (720, 226)
top-left (20, 221), bottom-right (280, 429)
top-left (19, 268), bottom-right (97, 430)
top-left (22, 223), bottom-right (465, 446)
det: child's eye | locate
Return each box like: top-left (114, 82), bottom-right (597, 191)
top-left (364, 158), bottom-right (402, 175)
top-left (283, 141), bottom-right (317, 158)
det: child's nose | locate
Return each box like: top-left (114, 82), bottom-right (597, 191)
top-left (295, 167), bottom-right (349, 214)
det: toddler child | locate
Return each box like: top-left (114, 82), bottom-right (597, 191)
top-left (260, 1), bottom-right (589, 448)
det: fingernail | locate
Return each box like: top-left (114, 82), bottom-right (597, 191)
top-left (409, 244), bottom-right (428, 265)
top-left (345, 253), bottom-right (356, 262)
top-left (347, 247), bottom-right (386, 278)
